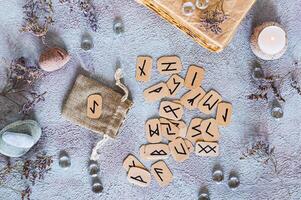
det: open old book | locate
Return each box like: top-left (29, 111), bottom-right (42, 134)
top-left (136, 0), bottom-right (256, 52)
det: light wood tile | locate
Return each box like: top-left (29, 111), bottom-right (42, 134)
top-left (216, 102), bottom-right (233, 126)
top-left (195, 141), bottom-right (219, 157)
top-left (166, 74), bottom-right (184, 97)
top-left (144, 143), bottom-right (170, 160)
top-left (144, 82), bottom-right (168, 102)
top-left (186, 118), bottom-right (203, 143)
top-left (136, 56), bottom-right (152, 82)
top-left (151, 160), bottom-right (173, 187)
top-left (180, 87), bottom-right (206, 110)
top-left (184, 139), bottom-right (194, 153)
top-left (198, 90), bottom-right (222, 114)
top-left (184, 65), bottom-right (205, 89)
top-left (145, 118), bottom-right (162, 143)
top-left (87, 94), bottom-right (102, 119)
top-left (123, 154), bottom-right (145, 171)
top-left (200, 118), bottom-right (220, 142)
top-left (157, 56), bottom-right (182, 75)
top-left (168, 137), bottom-right (189, 162)
top-left (160, 118), bottom-right (180, 141)
top-left (159, 101), bottom-right (184, 120)
top-left (127, 167), bottom-right (151, 187)
top-left (170, 120), bottom-right (187, 138)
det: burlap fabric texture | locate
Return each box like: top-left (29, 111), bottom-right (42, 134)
top-left (62, 74), bottom-right (132, 139)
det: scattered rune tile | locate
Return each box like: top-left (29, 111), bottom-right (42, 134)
top-left (166, 74), bottom-right (184, 97)
top-left (160, 118), bottom-right (180, 141)
top-left (87, 94), bottom-right (102, 119)
top-left (184, 139), bottom-right (194, 153)
top-left (186, 118), bottom-right (203, 143)
top-left (159, 101), bottom-right (184, 121)
top-left (151, 160), bottom-right (173, 187)
top-left (172, 99), bottom-right (183, 105)
top-left (127, 167), bottom-right (151, 187)
top-left (200, 118), bottom-right (220, 142)
top-left (216, 102), bottom-right (233, 126)
top-left (180, 87), bottom-right (206, 110)
top-left (157, 56), bottom-right (182, 75)
top-left (168, 137), bottom-right (189, 162)
top-left (136, 56), bottom-right (153, 82)
top-left (123, 154), bottom-right (146, 171)
top-left (184, 65), bottom-right (205, 89)
top-left (144, 143), bottom-right (170, 160)
top-left (198, 90), bottom-right (222, 114)
top-left (144, 82), bottom-right (168, 102)
top-left (139, 145), bottom-right (148, 160)
top-left (170, 120), bottom-right (187, 138)
top-left (145, 118), bottom-right (162, 143)
top-left (195, 141), bottom-right (219, 157)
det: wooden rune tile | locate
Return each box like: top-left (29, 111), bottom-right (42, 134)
top-left (172, 99), bottom-right (183, 105)
top-left (166, 74), bottom-right (184, 97)
top-left (157, 56), bottom-right (182, 75)
top-left (216, 102), bottom-right (233, 126)
top-left (87, 94), bottom-right (102, 119)
top-left (159, 101), bottom-right (184, 121)
top-left (180, 87), bottom-right (206, 110)
top-left (123, 154), bottom-right (146, 171)
top-left (160, 118), bottom-right (180, 141)
top-left (184, 139), bottom-right (194, 153)
top-left (170, 120), bottom-right (187, 138)
top-left (127, 167), bottom-right (151, 187)
top-left (186, 118), bottom-right (203, 143)
top-left (200, 118), bottom-right (220, 142)
top-left (184, 65), bottom-right (205, 90)
top-left (144, 82), bottom-right (168, 102)
top-left (145, 118), bottom-right (162, 143)
top-left (151, 160), bottom-right (173, 187)
top-left (198, 90), bottom-right (222, 114)
top-left (144, 143), bottom-right (170, 160)
top-left (195, 141), bottom-right (219, 157)
top-left (136, 56), bottom-right (153, 82)
top-left (139, 145), bottom-right (148, 160)
top-left (168, 137), bottom-right (189, 162)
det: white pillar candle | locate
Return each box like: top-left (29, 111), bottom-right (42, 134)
top-left (250, 22), bottom-right (288, 60)
top-left (258, 26), bottom-right (286, 55)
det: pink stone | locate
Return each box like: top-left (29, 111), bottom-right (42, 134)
top-left (39, 47), bottom-right (70, 72)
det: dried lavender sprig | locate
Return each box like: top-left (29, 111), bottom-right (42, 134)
top-left (60, 0), bottom-right (98, 32)
top-left (21, 0), bottom-right (54, 37)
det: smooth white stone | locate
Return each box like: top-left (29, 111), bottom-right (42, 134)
top-left (2, 131), bottom-right (35, 149)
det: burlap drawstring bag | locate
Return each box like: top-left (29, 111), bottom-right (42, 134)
top-left (62, 69), bottom-right (132, 160)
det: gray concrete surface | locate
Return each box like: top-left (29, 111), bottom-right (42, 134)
top-left (0, 0), bottom-right (301, 199)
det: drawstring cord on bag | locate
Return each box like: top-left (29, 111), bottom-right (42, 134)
top-left (90, 68), bottom-right (129, 161)
top-left (114, 68), bottom-right (129, 102)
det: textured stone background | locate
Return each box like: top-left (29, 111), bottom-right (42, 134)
top-left (0, 0), bottom-right (301, 200)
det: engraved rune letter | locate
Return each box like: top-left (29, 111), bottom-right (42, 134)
top-left (205, 122), bottom-right (214, 137)
top-left (169, 78), bottom-right (181, 95)
top-left (187, 93), bottom-right (202, 106)
top-left (151, 150), bottom-right (167, 156)
top-left (175, 143), bottom-right (187, 155)
top-left (161, 62), bottom-right (177, 72)
top-left (203, 95), bottom-right (219, 111)
top-left (90, 101), bottom-right (99, 114)
top-left (130, 175), bottom-right (147, 184)
top-left (138, 60), bottom-right (146, 76)
top-left (149, 124), bottom-right (160, 137)
top-left (198, 144), bottom-right (216, 154)
top-left (163, 105), bottom-right (180, 119)
top-left (149, 86), bottom-right (163, 94)
top-left (222, 109), bottom-right (228, 122)
top-left (192, 124), bottom-right (202, 137)
top-left (154, 168), bottom-right (164, 182)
